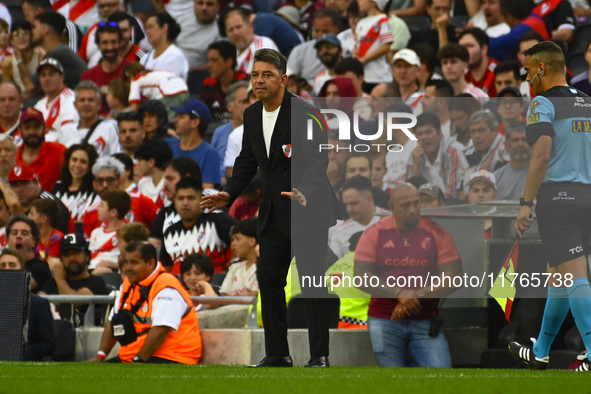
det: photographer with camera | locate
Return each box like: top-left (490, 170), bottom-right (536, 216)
top-left (90, 241), bottom-right (201, 364)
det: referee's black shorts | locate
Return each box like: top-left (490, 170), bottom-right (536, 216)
top-left (536, 182), bottom-right (591, 268)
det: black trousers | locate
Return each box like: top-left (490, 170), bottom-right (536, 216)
top-left (258, 206), bottom-right (332, 357)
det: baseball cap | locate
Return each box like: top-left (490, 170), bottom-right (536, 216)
top-left (8, 163), bottom-right (38, 183)
top-left (418, 183), bottom-right (445, 201)
top-left (391, 49), bottom-right (421, 67)
top-left (468, 170), bottom-right (497, 189)
top-left (276, 5), bottom-right (300, 26)
top-left (497, 86), bottom-right (522, 97)
top-left (314, 34), bottom-right (342, 49)
top-left (20, 107), bottom-right (45, 126)
top-left (60, 233), bottom-right (89, 255)
top-left (373, 0), bottom-right (389, 10)
top-left (36, 58), bottom-right (64, 74)
top-left (171, 98), bottom-right (211, 124)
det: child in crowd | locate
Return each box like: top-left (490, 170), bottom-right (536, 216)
top-left (29, 198), bottom-right (63, 266)
top-left (181, 253), bottom-right (218, 311)
top-left (220, 218), bottom-right (259, 297)
top-left (89, 190), bottom-right (131, 273)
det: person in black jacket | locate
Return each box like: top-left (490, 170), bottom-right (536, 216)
top-left (0, 248), bottom-right (56, 360)
top-left (201, 49), bottom-right (339, 368)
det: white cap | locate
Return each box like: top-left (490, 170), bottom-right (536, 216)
top-left (373, 0), bottom-right (389, 10)
top-left (468, 170), bottom-right (497, 189)
top-left (276, 6), bottom-right (300, 26)
top-left (391, 49), bottom-right (421, 67)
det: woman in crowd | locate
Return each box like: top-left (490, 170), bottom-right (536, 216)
top-left (140, 12), bottom-right (189, 82)
top-left (51, 144), bottom-right (100, 228)
top-left (318, 77), bottom-right (359, 130)
top-left (2, 20), bottom-right (41, 100)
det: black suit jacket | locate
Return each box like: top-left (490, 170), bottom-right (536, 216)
top-left (224, 89), bottom-right (338, 238)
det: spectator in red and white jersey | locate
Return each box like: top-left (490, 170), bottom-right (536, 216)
top-left (22, 0), bottom-right (82, 52)
top-left (16, 107), bottom-right (66, 192)
top-left (88, 189), bottom-right (130, 272)
top-left (52, 0), bottom-right (98, 30)
top-left (0, 133), bottom-right (17, 183)
top-left (59, 81), bottom-right (121, 157)
top-left (312, 34), bottom-right (342, 95)
top-left (108, 11), bottom-right (147, 64)
top-left (140, 13), bottom-right (188, 81)
top-left (438, 43), bottom-right (489, 104)
top-left (391, 49), bottom-right (424, 114)
top-left (202, 40), bottom-right (248, 124)
top-left (125, 63), bottom-right (189, 123)
top-left (52, 143), bottom-right (100, 226)
top-left (82, 156), bottom-right (159, 239)
top-left (223, 7), bottom-right (278, 75)
top-left (80, 23), bottom-right (128, 116)
top-left (0, 82), bottom-right (23, 142)
top-left (33, 58), bottom-right (79, 141)
top-left (134, 139), bottom-right (173, 207)
top-left (29, 198), bottom-right (63, 262)
top-left (458, 28), bottom-right (498, 97)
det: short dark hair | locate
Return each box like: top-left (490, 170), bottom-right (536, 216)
top-left (415, 112), bottom-right (441, 131)
top-left (437, 43), bottom-right (470, 63)
top-left (117, 222), bottom-right (149, 244)
top-left (125, 241), bottom-right (157, 263)
top-left (229, 217), bottom-right (258, 241)
top-left (30, 198), bottom-right (60, 228)
top-left (312, 8), bottom-right (341, 30)
top-left (147, 12), bottom-right (181, 42)
top-left (117, 110), bottom-right (143, 126)
top-left (345, 154), bottom-right (372, 171)
top-left (524, 41), bottom-right (566, 72)
top-left (6, 215), bottom-right (40, 248)
top-left (35, 12), bottom-right (66, 36)
top-left (449, 95), bottom-right (481, 113)
top-left (459, 28), bottom-right (490, 50)
top-left (208, 40), bottom-right (238, 69)
top-left (253, 48), bottom-right (287, 75)
top-left (341, 175), bottom-right (372, 193)
top-left (22, 0), bottom-right (52, 10)
top-left (165, 156), bottom-right (203, 184)
top-left (112, 153), bottom-right (134, 179)
top-left (385, 102), bottom-right (413, 114)
top-left (494, 61), bottom-right (521, 81)
top-left (95, 22), bottom-right (122, 46)
top-left (347, 0), bottom-right (361, 16)
top-left (425, 78), bottom-right (454, 97)
top-left (108, 11), bottom-right (135, 26)
top-left (505, 120), bottom-right (527, 140)
top-left (501, 0), bottom-right (534, 20)
top-left (518, 30), bottom-right (544, 46)
top-left (134, 139), bottom-right (173, 170)
top-left (175, 177), bottom-right (202, 194)
top-left (180, 253), bottom-right (214, 279)
top-left (101, 189), bottom-right (132, 220)
top-left (10, 20), bottom-right (32, 34)
top-left (411, 42), bottom-right (437, 74)
top-left (335, 57), bottom-right (364, 77)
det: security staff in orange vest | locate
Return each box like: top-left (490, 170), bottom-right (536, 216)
top-left (90, 241), bottom-right (202, 364)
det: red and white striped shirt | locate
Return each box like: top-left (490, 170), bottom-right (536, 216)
top-left (34, 87), bottom-right (79, 141)
top-left (88, 224), bottom-right (119, 270)
top-left (53, 0), bottom-right (98, 30)
top-left (462, 83), bottom-right (489, 105)
top-left (354, 15), bottom-right (393, 83)
top-left (236, 35), bottom-right (278, 75)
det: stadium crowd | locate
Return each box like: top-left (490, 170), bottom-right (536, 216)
top-left (0, 0), bottom-right (589, 367)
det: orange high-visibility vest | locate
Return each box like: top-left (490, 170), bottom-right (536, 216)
top-left (117, 263), bottom-right (202, 364)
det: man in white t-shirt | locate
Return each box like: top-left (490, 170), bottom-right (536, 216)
top-left (329, 176), bottom-right (389, 259)
top-left (353, 0), bottom-right (393, 89)
top-left (383, 103), bottom-right (418, 188)
top-left (60, 81), bottom-right (121, 157)
top-left (220, 217), bottom-right (259, 296)
top-left (33, 58), bottom-right (79, 143)
top-left (135, 139), bottom-right (173, 206)
top-left (438, 43), bottom-right (489, 105)
top-left (224, 8), bottom-right (278, 75)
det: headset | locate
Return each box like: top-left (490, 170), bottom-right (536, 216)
top-left (530, 68), bottom-right (543, 87)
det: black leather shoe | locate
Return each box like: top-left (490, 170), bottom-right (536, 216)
top-left (246, 356), bottom-right (293, 367)
top-left (305, 356), bottom-right (329, 368)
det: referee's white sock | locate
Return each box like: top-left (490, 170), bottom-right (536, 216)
top-left (567, 278), bottom-right (591, 355)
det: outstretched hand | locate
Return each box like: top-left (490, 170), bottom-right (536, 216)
top-left (281, 188), bottom-right (307, 206)
top-left (200, 191), bottom-right (231, 213)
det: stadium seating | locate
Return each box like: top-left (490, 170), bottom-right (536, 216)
top-left (96, 273), bottom-right (123, 293)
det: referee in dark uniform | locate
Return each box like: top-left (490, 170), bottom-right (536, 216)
top-left (201, 49), bottom-right (339, 368)
top-left (509, 42), bottom-right (591, 372)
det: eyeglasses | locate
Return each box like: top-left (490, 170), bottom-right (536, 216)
top-left (94, 177), bottom-right (118, 185)
top-left (11, 30), bottom-right (30, 38)
top-left (98, 21), bottom-right (119, 27)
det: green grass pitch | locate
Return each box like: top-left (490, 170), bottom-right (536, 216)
top-left (0, 364), bottom-right (589, 394)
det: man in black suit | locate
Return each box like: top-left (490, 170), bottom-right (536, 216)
top-left (201, 48), bottom-right (338, 368)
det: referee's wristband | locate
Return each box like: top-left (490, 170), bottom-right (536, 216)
top-left (97, 351), bottom-right (107, 360)
top-left (519, 197), bottom-right (533, 207)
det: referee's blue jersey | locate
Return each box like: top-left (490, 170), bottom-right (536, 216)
top-left (526, 86), bottom-right (591, 184)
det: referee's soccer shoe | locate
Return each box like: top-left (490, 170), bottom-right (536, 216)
top-left (508, 338), bottom-right (549, 370)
